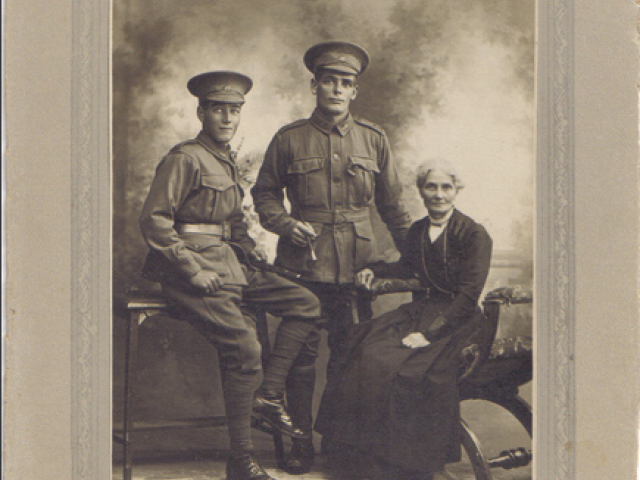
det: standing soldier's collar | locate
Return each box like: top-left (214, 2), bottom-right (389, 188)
top-left (310, 108), bottom-right (354, 137)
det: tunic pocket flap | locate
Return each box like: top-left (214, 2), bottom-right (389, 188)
top-left (349, 156), bottom-right (380, 173)
top-left (287, 157), bottom-right (324, 175)
top-left (201, 174), bottom-right (235, 191)
top-left (353, 220), bottom-right (373, 240)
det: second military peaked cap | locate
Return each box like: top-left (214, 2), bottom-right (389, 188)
top-left (187, 71), bottom-right (253, 104)
top-left (304, 41), bottom-right (370, 76)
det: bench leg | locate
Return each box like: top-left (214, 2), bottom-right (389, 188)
top-left (122, 313), bottom-right (141, 480)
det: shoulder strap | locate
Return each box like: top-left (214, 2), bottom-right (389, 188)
top-left (353, 117), bottom-right (385, 135)
top-left (277, 118), bottom-right (308, 135)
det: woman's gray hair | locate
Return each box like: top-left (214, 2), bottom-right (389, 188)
top-left (415, 157), bottom-right (465, 190)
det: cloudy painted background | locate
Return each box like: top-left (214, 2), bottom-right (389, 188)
top-left (112, 1), bottom-right (534, 465)
top-left (113, 0), bottom-right (534, 303)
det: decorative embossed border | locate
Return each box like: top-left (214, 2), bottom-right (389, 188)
top-left (535, 0), bottom-right (575, 479)
top-left (70, 0), bottom-right (112, 477)
top-left (67, 1), bottom-right (576, 478)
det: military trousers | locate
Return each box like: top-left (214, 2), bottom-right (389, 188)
top-left (161, 267), bottom-right (321, 374)
top-left (288, 282), bottom-right (373, 380)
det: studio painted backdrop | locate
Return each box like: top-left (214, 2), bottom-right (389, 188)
top-left (112, 0), bottom-right (534, 465)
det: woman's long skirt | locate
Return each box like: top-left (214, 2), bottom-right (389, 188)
top-left (315, 299), bottom-right (483, 474)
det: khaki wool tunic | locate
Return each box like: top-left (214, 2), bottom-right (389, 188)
top-left (140, 131), bottom-right (253, 285)
top-left (252, 108), bottom-right (412, 284)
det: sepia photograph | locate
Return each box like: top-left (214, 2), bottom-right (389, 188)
top-left (111, 1), bottom-right (534, 479)
top-left (4, 0), bottom-right (640, 480)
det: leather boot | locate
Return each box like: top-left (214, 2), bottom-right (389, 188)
top-left (253, 390), bottom-right (307, 438)
top-left (226, 453), bottom-right (275, 480)
top-left (283, 364), bottom-right (316, 474)
top-left (285, 437), bottom-right (315, 475)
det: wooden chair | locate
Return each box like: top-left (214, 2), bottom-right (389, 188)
top-left (351, 281), bottom-right (533, 480)
top-left (459, 286), bottom-right (533, 480)
top-left (112, 288), bottom-right (285, 480)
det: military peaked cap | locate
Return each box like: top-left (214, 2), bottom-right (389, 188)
top-left (304, 41), bottom-right (370, 76)
top-left (187, 71), bottom-right (253, 104)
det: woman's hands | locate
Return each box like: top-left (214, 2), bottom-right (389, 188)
top-left (402, 316), bottom-right (450, 348)
top-left (402, 332), bottom-right (430, 349)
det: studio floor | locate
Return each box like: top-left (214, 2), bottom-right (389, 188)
top-left (112, 450), bottom-right (532, 480)
top-left (113, 391), bottom-right (533, 480)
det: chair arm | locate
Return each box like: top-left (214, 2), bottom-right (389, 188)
top-left (368, 278), bottom-right (424, 295)
top-left (483, 286), bottom-right (533, 305)
top-left (489, 336), bottom-right (532, 361)
top-left (366, 281), bottom-right (533, 303)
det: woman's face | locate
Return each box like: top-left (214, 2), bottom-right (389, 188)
top-left (419, 169), bottom-right (458, 218)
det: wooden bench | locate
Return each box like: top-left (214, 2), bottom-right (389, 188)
top-left (112, 289), bottom-right (285, 480)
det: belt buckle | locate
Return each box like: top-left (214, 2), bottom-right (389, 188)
top-left (222, 223), bottom-right (231, 240)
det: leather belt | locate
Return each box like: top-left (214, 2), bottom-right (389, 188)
top-left (175, 222), bottom-right (230, 239)
top-left (298, 208), bottom-right (369, 225)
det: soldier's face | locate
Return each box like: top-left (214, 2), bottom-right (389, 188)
top-left (197, 102), bottom-right (242, 144)
top-left (312, 71), bottom-right (358, 118)
top-left (419, 170), bottom-right (458, 218)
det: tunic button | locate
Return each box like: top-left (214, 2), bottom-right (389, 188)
top-left (333, 154), bottom-right (340, 160)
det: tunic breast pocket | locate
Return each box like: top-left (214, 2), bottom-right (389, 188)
top-left (200, 174), bottom-right (238, 220)
top-left (287, 157), bottom-right (325, 207)
top-left (347, 156), bottom-right (379, 206)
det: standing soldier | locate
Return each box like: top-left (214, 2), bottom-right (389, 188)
top-left (251, 42), bottom-right (412, 474)
top-left (139, 71), bottom-right (321, 480)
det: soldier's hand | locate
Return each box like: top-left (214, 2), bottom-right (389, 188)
top-left (402, 332), bottom-right (430, 349)
top-left (248, 246), bottom-right (268, 263)
top-left (290, 221), bottom-right (317, 247)
top-left (189, 270), bottom-right (223, 294)
top-left (355, 268), bottom-right (375, 290)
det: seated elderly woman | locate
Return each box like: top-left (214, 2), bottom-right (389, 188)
top-left (315, 158), bottom-right (492, 480)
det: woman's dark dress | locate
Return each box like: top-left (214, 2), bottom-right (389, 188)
top-left (315, 209), bottom-right (492, 475)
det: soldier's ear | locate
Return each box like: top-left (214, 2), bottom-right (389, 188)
top-left (351, 84), bottom-right (359, 100)
top-left (310, 78), bottom-right (318, 95)
top-left (197, 105), bottom-right (205, 122)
